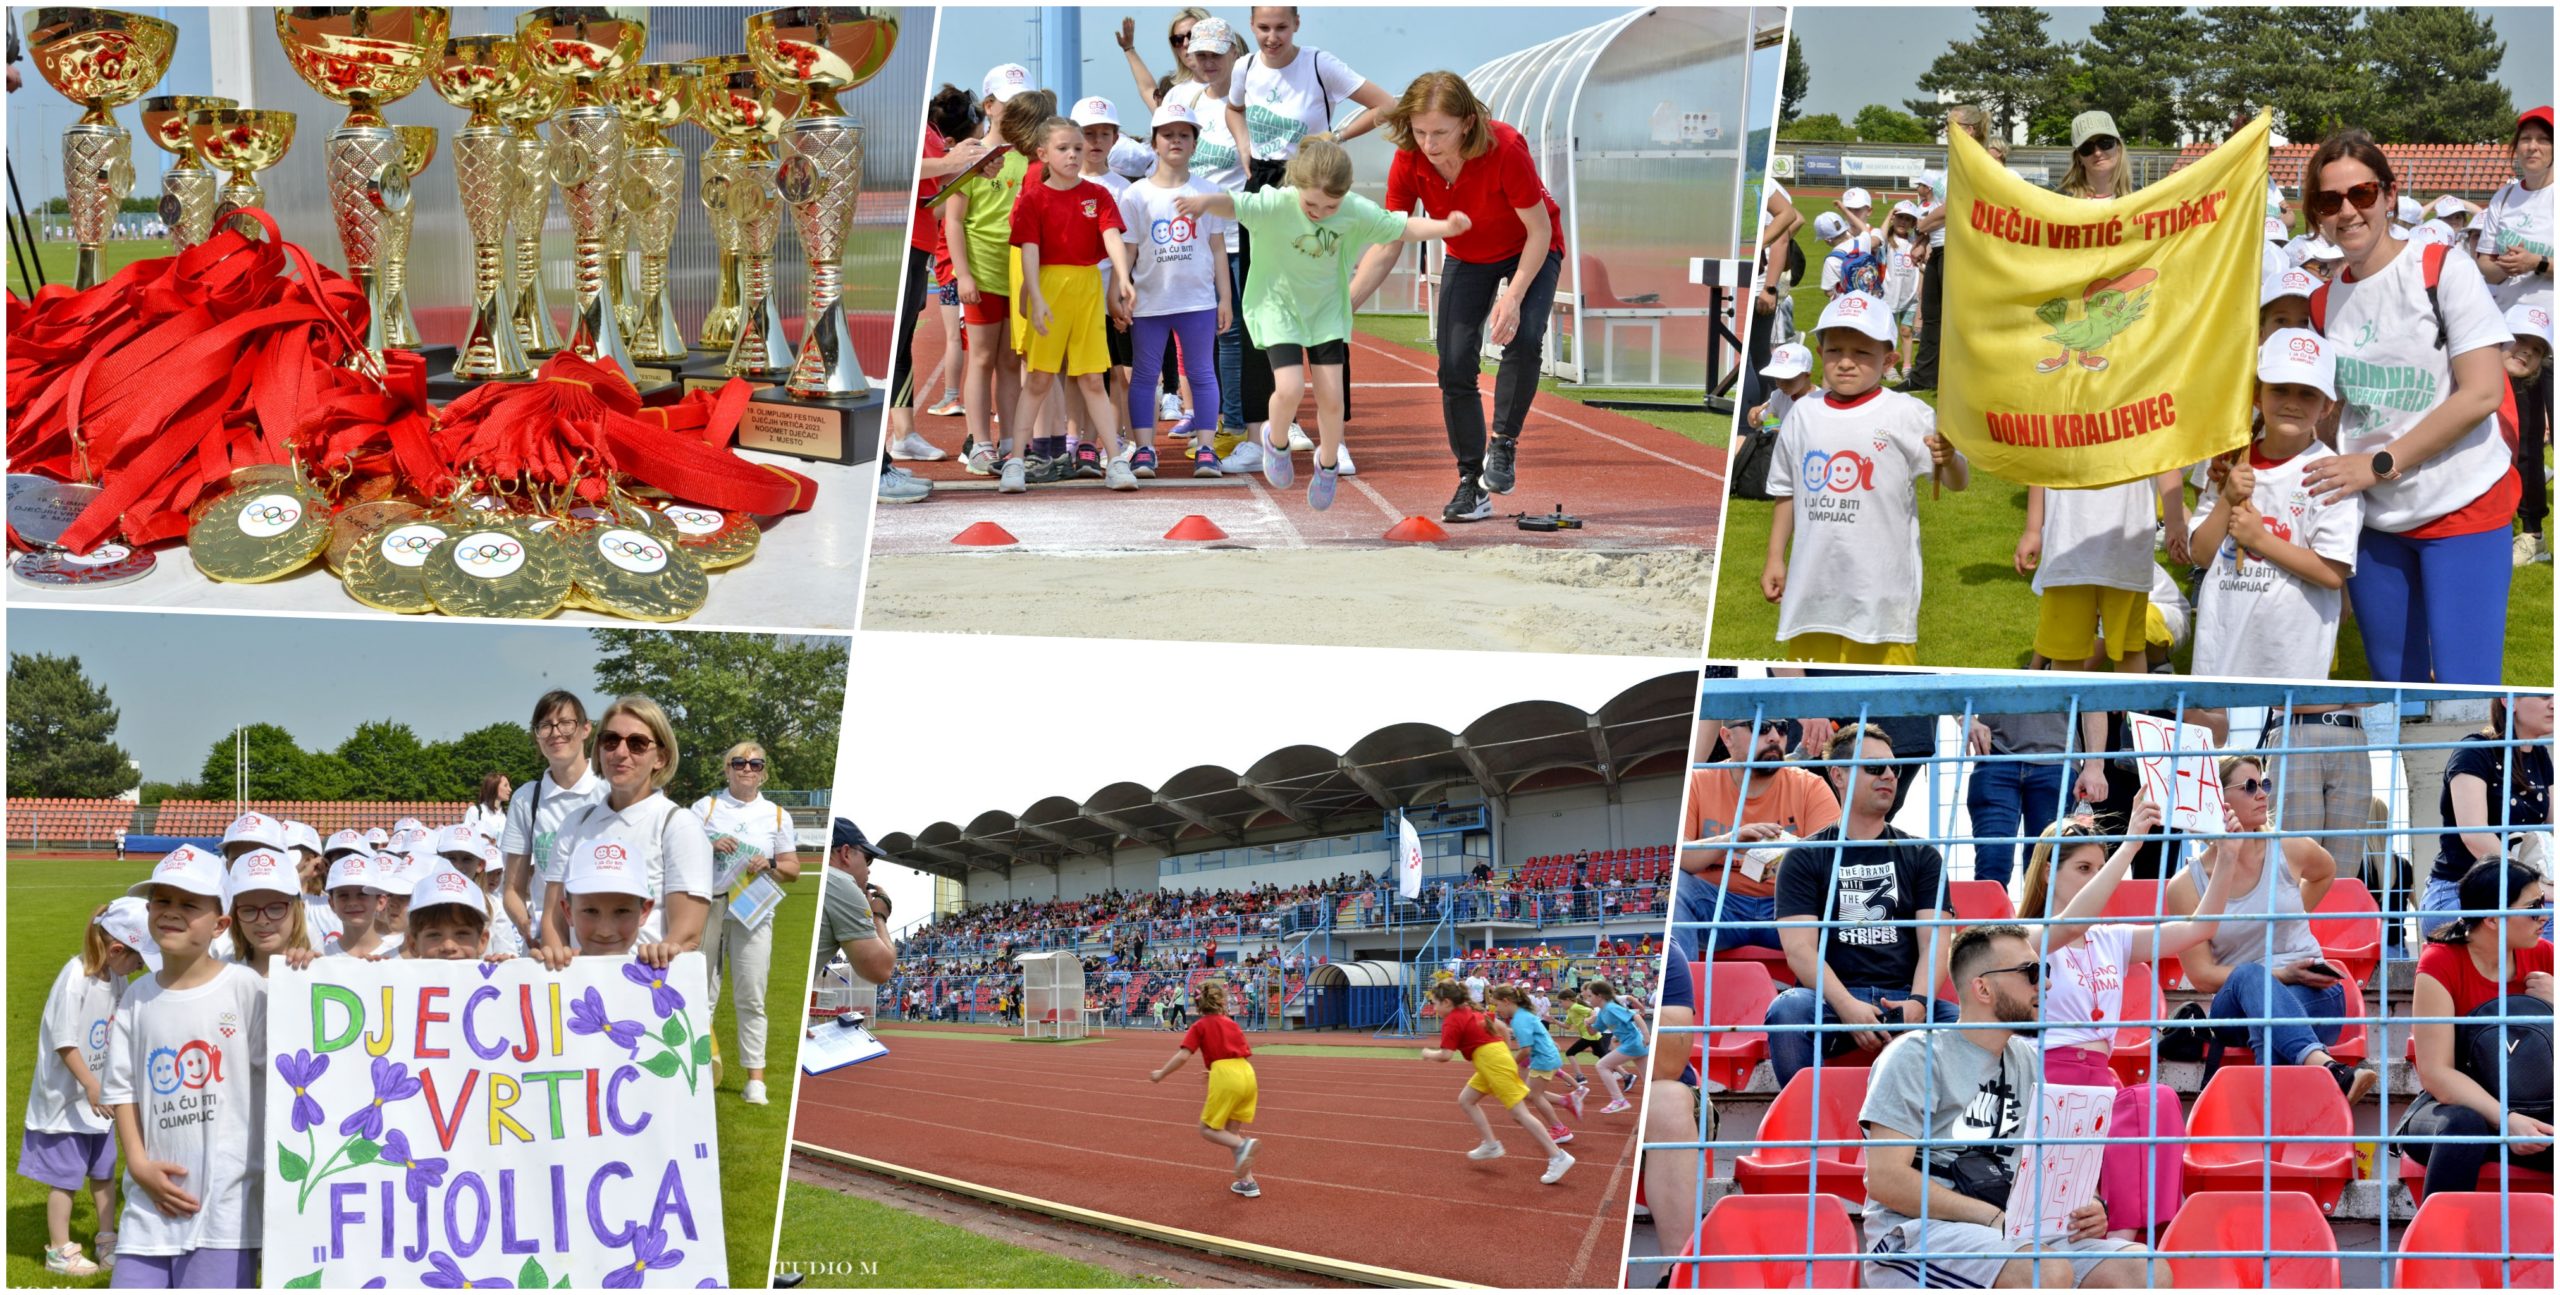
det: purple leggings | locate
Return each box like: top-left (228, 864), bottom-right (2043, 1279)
top-left (111, 1248), bottom-right (258, 1288)
top-left (1128, 308), bottom-right (1220, 438)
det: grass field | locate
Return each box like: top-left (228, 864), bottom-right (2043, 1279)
top-left (3, 858), bottom-right (816, 1288)
top-left (772, 1179), bottom-right (1168, 1288)
top-left (6, 240), bottom-right (168, 298)
top-left (1712, 196), bottom-right (2555, 684)
top-left (1354, 312), bottom-right (1731, 449)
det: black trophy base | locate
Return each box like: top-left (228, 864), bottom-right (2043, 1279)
top-left (677, 350), bottom-right (781, 397)
top-left (735, 386), bottom-right (883, 465)
top-left (425, 370), bottom-right (537, 404)
top-left (407, 344), bottom-right (460, 376)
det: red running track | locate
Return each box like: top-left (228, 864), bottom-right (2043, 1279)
top-left (874, 325), bottom-right (1723, 556)
top-left (794, 1025), bottom-right (1637, 1287)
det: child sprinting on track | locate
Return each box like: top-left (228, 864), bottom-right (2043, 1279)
top-left (1489, 984), bottom-right (1580, 1136)
top-left (1584, 977), bottom-right (1649, 1114)
top-left (21, 899), bottom-right (151, 1277)
top-left (1420, 981), bottom-right (1574, 1184)
top-left (1559, 983), bottom-right (1604, 1092)
top-left (1177, 137), bottom-right (1470, 509)
top-left (1013, 115), bottom-right (1141, 491)
top-left (1148, 981), bottom-right (1264, 1198)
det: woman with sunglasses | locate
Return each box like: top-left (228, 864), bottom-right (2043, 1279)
top-left (2401, 859), bottom-right (2554, 1200)
top-left (1114, 9), bottom-right (1215, 113)
top-left (2166, 754), bottom-right (2375, 1103)
top-left (504, 690), bottom-right (608, 954)
top-left (2297, 130), bottom-right (2517, 684)
top-left (2474, 106), bottom-right (2552, 565)
top-left (544, 697), bottom-right (714, 972)
top-left (693, 742), bottom-right (803, 1107)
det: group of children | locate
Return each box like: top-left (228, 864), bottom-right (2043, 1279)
top-left (21, 810), bottom-right (698, 1285)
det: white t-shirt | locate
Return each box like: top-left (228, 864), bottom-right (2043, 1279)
top-left (549, 792), bottom-right (715, 946)
top-left (27, 957), bottom-right (123, 1136)
top-left (1118, 176), bottom-right (1233, 316)
top-left (2475, 177), bottom-right (2553, 311)
top-left (99, 964), bottom-right (266, 1256)
top-left (1886, 234), bottom-right (1921, 311)
top-left (462, 802), bottom-right (507, 842)
top-left (1925, 200), bottom-right (1947, 250)
top-left (1166, 81), bottom-right (1245, 192)
top-left (302, 892), bottom-right (342, 948)
top-left (1225, 46), bottom-right (1364, 163)
top-left (2324, 244), bottom-right (2514, 531)
top-left (2035, 480), bottom-right (2158, 594)
top-left (1817, 239), bottom-right (1854, 296)
top-left (1464, 974), bottom-right (1489, 1004)
top-left (1766, 388), bottom-right (1946, 645)
top-left (484, 902), bottom-right (527, 958)
top-left (2041, 924), bottom-right (2137, 1053)
top-left (2189, 441), bottom-right (2362, 681)
top-left (509, 765), bottom-right (610, 918)
top-left (694, 789), bottom-right (797, 904)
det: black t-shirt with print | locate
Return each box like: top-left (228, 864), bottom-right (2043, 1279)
top-left (1773, 824), bottom-right (1947, 990)
top-left (2435, 732), bottom-right (2555, 883)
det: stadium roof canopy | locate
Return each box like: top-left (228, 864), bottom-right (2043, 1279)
top-left (880, 672), bottom-right (1696, 881)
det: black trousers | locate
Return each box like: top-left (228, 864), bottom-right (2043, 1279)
top-left (1435, 248), bottom-right (1562, 481)
top-left (2518, 362), bottom-right (2552, 534)
top-left (1907, 249), bottom-right (1946, 389)
top-left (889, 244), bottom-right (935, 410)
top-left (2403, 1095), bottom-right (2555, 1198)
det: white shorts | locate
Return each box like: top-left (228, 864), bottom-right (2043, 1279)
top-left (1864, 1218), bottom-right (2139, 1289)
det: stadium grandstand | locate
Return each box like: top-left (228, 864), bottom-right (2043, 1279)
top-left (1641, 674), bottom-right (2555, 1291)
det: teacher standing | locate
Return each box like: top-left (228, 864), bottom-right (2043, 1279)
top-left (1351, 71), bottom-right (1564, 523)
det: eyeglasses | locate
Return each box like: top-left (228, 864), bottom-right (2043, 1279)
top-left (1980, 960), bottom-right (2042, 986)
top-left (2307, 181), bottom-right (2386, 219)
top-left (2229, 777), bottom-right (2270, 795)
top-left (2075, 136), bottom-right (2119, 157)
top-left (235, 899), bottom-right (294, 923)
top-left (596, 731), bottom-right (659, 755)
top-left (729, 757), bottom-right (767, 771)
top-left (536, 717), bottom-right (587, 736)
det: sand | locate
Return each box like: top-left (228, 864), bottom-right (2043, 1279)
top-left (860, 545), bottom-right (1716, 656)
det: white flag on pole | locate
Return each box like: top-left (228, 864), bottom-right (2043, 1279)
top-left (1398, 811), bottom-right (1425, 900)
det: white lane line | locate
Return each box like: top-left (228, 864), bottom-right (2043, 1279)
top-left (1348, 476), bottom-right (1405, 525)
top-left (1240, 475), bottom-right (1311, 550)
top-left (1350, 334), bottom-right (1724, 484)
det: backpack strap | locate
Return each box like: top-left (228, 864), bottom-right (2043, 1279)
top-left (2307, 241), bottom-right (2450, 350)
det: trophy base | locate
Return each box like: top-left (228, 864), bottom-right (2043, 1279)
top-left (424, 371), bottom-right (539, 404)
top-left (677, 350), bottom-right (781, 397)
top-left (735, 386), bottom-right (883, 465)
top-left (405, 345), bottom-right (461, 377)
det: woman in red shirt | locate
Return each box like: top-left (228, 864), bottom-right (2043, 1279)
top-left (2400, 860), bottom-right (2554, 1198)
top-left (1349, 71), bottom-right (1565, 525)
top-left (1150, 981), bottom-right (1264, 1197)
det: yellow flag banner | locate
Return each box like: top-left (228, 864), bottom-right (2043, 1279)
top-left (1940, 112), bottom-right (2270, 488)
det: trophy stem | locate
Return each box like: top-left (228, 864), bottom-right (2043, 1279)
top-left (383, 205), bottom-right (421, 350)
top-left (216, 176), bottom-right (267, 236)
top-left (511, 131), bottom-right (564, 356)
top-left (63, 122), bottom-right (133, 291)
top-left (554, 105), bottom-right (634, 379)
top-left (727, 250), bottom-right (794, 379)
top-left (325, 125), bottom-right (405, 364)
top-left (702, 250), bottom-right (744, 349)
top-left (164, 162), bottom-right (219, 252)
top-left (455, 126), bottom-right (529, 381)
top-left (698, 144), bottom-right (747, 349)
top-left (781, 115), bottom-right (869, 400)
top-left (624, 145), bottom-right (687, 362)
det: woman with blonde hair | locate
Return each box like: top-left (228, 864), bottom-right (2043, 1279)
top-left (693, 740), bottom-right (803, 1106)
top-left (1112, 7), bottom-right (1215, 111)
top-left (544, 696), bottom-right (714, 968)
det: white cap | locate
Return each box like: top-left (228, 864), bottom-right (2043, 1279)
top-left (325, 829), bottom-right (369, 858)
top-left (2258, 327), bottom-right (2337, 400)
top-left (1839, 186), bottom-right (1873, 210)
top-left (2299, 237), bottom-right (2344, 262)
top-left (2260, 267), bottom-right (2321, 307)
top-left (227, 848), bottom-right (299, 902)
top-left (2262, 241), bottom-right (2294, 280)
top-left (1915, 170), bottom-right (1943, 196)
top-left (129, 844), bottom-right (230, 910)
top-left (1812, 211), bottom-right (1848, 242)
top-left (1186, 16), bottom-right (1237, 54)
top-left (365, 852), bottom-right (410, 895)
top-left (2410, 219), bottom-right (2458, 247)
top-left (1815, 292), bottom-right (1896, 343)
top-left (285, 821), bottom-right (323, 857)
top-left (563, 835), bottom-right (653, 899)
top-left (222, 811), bottom-right (286, 851)
top-left (2395, 194), bottom-right (2423, 225)
top-left (408, 866), bottom-right (489, 919)
top-left (365, 827), bottom-right (390, 847)
top-left (433, 824), bottom-right (490, 868)
top-left (97, 897), bottom-right (162, 973)
top-left (389, 828), bottom-right (433, 858)
top-left (1759, 342), bottom-right (1814, 380)
top-left (1149, 100), bottom-right (1199, 135)
top-left (1070, 95), bottom-right (1119, 129)
top-left (2507, 302), bottom-right (2554, 347)
top-left (2263, 216), bottom-right (2290, 243)
top-left (324, 852), bottom-right (375, 892)
top-left (392, 817), bottom-right (427, 835)
top-left (1891, 199), bottom-right (1922, 219)
top-left (2431, 194), bottom-right (2472, 218)
top-left (1109, 135), bottom-right (1157, 179)
top-left (981, 62), bottom-right (1031, 104)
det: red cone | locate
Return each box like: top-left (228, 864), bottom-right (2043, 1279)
top-left (1383, 515), bottom-right (1451, 543)
top-left (951, 521), bottom-right (1018, 546)
top-left (1163, 514), bottom-right (1229, 541)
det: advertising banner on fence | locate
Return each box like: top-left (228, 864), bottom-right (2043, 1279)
top-left (1941, 113), bottom-right (2271, 488)
top-left (260, 955), bottom-right (726, 1288)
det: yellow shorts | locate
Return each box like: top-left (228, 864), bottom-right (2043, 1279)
top-left (1527, 1066), bottom-right (1561, 1083)
top-left (1201, 1057), bottom-right (1258, 1129)
top-left (2144, 603), bottom-right (2173, 654)
top-left (1782, 633), bottom-right (1918, 666)
top-left (2035, 585), bottom-right (2148, 663)
top-left (1007, 246), bottom-right (1027, 351)
top-left (1017, 263), bottom-right (1111, 377)
top-left (1466, 1045), bottom-right (1531, 1108)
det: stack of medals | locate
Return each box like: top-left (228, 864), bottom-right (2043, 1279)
top-left (8, 474), bottom-right (156, 589)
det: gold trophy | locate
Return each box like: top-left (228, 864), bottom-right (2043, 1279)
top-left (516, 6), bottom-right (650, 387)
top-left (741, 7), bottom-right (899, 463)
top-left (686, 55), bottom-right (756, 356)
top-left (26, 9), bottom-right (177, 290)
top-left (430, 34), bottom-right (533, 388)
top-left (188, 108), bottom-right (297, 236)
top-left (274, 6), bottom-right (452, 367)
top-left (692, 53), bottom-right (800, 388)
top-left (499, 75), bottom-right (569, 357)
top-left (615, 62), bottom-right (702, 381)
top-left (380, 125), bottom-right (438, 353)
top-left (141, 95), bottom-right (234, 252)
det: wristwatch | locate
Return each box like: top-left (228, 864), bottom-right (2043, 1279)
top-left (2370, 449), bottom-right (2401, 482)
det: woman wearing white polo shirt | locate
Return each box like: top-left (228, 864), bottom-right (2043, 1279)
top-left (694, 742), bottom-right (802, 1106)
top-left (503, 690), bottom-right (607, 951)
top-left (546, 697), bottom-right (713, 966)
top-left (464, 774), bottom-right (511, 843)
top-left (2476, 106), bottom-right (2552, 564)
top-left (2298, 130), bottom-right (2516, 684)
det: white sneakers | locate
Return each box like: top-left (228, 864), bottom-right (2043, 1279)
top-left (742, 1079), bottom-right (769, 1105)
top-left (1284, 422), bottom-right (1314, 452)
top-left (1465, 1141), bottom-right (1506, 1161)
top-left (889, 431), bottom-right (945, 461)
top-left (1541, 1150), bottom-right (1575, 1184)
top-left (1159, 392), bottom-right (1187, 422)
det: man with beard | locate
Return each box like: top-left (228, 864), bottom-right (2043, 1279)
top-left (1676, 714), bottom-right (1843, 959)
top-left (1860, 924), bottom-right (2145, 1289)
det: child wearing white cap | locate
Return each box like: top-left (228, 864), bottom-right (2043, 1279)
top-left (2503, 300), bottom-right (2553, 564)
top-left (20, 901), bottom-right (152, 1277)
top-left (103, 847), bottom-right (265, 1288)
top-left (217, 812), bottom-right (284, 864)
top-left (1883, 201), bottom-right (1923, 379)
top-left (223, 849), bottom-right (312, 975)
top-left (1747, 342), bottom-right (1817, 437)
top-left (1121, 99), bottom-right (1235, 476)
top-left (405, 868), bottom-right (500, 962)
top-left (2262, 267), bottom-right (2319, 338)
top-left (1070, 94), bottom-right (1147, 475)
top-left (368, 852), bottom-right (414, 957)
top-left (944, 68), bottom-right (1039, 480)
top-left (283, 821), bottom-right (340, 947)
top-left (1761, 292), bottom-right (1968, 663)
top-left (534, 843), bottom-right (660, 968)
top-left (318, 853), bottom-right (389, 959)
top-left (2188, 328), bottom-right (2361, 680)
top-left (1813, 211), bottom-right (1878, 300)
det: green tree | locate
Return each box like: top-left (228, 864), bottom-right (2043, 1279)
top-left (1781, 33), bottom-right (1810, 125)
top-left (2194, 6), bottom-right (2371, 144)
top-left (198, 723), bottom-right (315, 801)
top-left (1779, 112), bottom-right (1851, 143)
top-left (1853, 104), bottom-right (1933, 144)
top-left (334, 719), bottom-right (441, 800)
top-left (589, 631), bottom-right (849, 806)
top-left (1903, 7), bottom-right (2075, 145)
top-left (2077, 6), bottom-right (2206, 146)
top-left (2363, 6), bottom-right (2513, 144)
top-left (7, 653), bottom-right (136, 797)
top-left (2027, 67), bottom-right (2099, 148)
top-left (431, 722), bottom-right (539, 801)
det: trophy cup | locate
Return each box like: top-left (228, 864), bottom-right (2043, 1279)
top-left (380, 125), bottom-right (445, 365)
top-left (740, 7), bottom-right (899, 464)
top-left (188, 108), bottom-right (296, 237)
top-left (499, 76), bottom-right (569, 357)
top-left (274, 6), bottom-right (452, 370)
top-left (141, 95), bottom-right (235, 252)
top-left (691, 53), bottom-right (800, 394)
top-left (429, 34), bottom-right (533, 394)
top-left (516, 7), bottom-right (657, 392)
top-left (26, 9), bottom-right (177, 290)
top-left (687, 55), bottom-right (754, 358)
top-left (615, 62), bottom-right (703, 386)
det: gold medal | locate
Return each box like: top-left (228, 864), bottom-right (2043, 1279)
top-left (657, 501), bottom-right (761, 569)
top-left (228, 463), bottom-right (300, 490)
top-left (340, 517), bottom-right (452, 613)
top-left (420, 518), bottom-right (571, 618)
top-left (187, 485), bottom-right (331, 583)
top-left (568, 525), bottom-right (709, 621)
top-left (326, 499), bottom-right (426, 572)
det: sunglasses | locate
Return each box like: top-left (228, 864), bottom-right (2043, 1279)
top-left (1845, 763), bottom-right (1901, 781)
top-left (596, 731), bottom-right (659, 755)
top-left (2307, 181), bottom-right (2386, 219)
top-left (1980, 960), bottom-right (2042, 986)
top-left (2075, 136), bottom-right (2119, 157)
top-left (729, 757), bottom-right (767, 771)
top-left (2229, 777), bottom-right (2269, 795)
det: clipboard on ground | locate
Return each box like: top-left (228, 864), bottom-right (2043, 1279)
top-left (801, 1014), bottom-right (889, 1074)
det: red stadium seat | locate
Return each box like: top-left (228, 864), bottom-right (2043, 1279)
top-left (2161, 1191), bottom-right (2339, 1287)
top-left (1670, 1193), bottom-right (1858, 1289)
top-left (2395, 1191), bottom-right (2554, 1288)
top-left (2108, 959), bottom-right (2170, 1087)
top-left (1947, 880), bottom-right (2015, 923)
top-left (2182, 1067), bottom-right (2358, 1214)
top-left (2307, 879), bottom-right (2382, 985)
top-left (2398, 1151), bottom-right (2558, 1205)
top-left (1697, 961), bottom-right (1776, 1092)
top-left (1714, 944), bottom-right (1797, 988)
top-left (2098, 881), bottom-right (2189, 989)
top-left (1735, 1068), bottom-right (1869, 1203)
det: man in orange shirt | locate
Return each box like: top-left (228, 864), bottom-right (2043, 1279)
top-left (1674, 716), bottom-right (1842, 960)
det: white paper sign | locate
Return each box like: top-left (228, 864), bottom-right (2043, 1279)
top-left (2126, 712), bottom-right (2229, 832)
top-left (261, 955), bottom-right (727, 1288)
top-left (800, 1017), bottom-right (890, 1075)
top-left (2004, 1083), bottom-right (2115, 1242)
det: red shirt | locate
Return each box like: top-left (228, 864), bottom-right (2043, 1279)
top-left (1383, 119), bottom-right (1566, 266)
top-left (1008, 175), bottom-right (1124, 265)
top-left (2417, 939), bottom-right (2553, 1014)
top-left (1439, 1003), bottom-right (1499, 1060)
top-left (912, 127), bottom-right (947, 255)
top-left (1181, 1013), bottom-right (1253, 1064)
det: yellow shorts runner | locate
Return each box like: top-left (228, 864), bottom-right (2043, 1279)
top-left (1202, 1057), bottom-right (1258, 1129)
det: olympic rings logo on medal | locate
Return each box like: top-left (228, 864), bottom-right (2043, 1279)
top-left (450, 530), bottom-right (527, 580)
top-left (664, 505), bottom-right (723, 536)
top-left (236, 493), bottom-right (305, 539)
top-left (378, 524), bottom-right (449, 570)
top-left (597, 527), bottom-right (670, 575)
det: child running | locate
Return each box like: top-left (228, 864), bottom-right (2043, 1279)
top-left (22, 899), bottom-right (151, 1277)
top-left (1489, 984), bottom-right (1580, 1137)
top-left (1558, 982), bottom-right (1604, 1091)
top-left (1120, 100), bottom-right (1232, 477)
top-left (1584, 977), bottom-right (1649, 1114)
top-left (1419, 981), bottom-right (1573, 1183)
top-left (1178, 137), bottom-right (1469, 509)
top-left (1148, 981), bottom-right (1263, 1198)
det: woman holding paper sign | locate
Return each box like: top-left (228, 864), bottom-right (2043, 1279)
top-left (545, 697), bottom-right (714, 974)
top-left (695, 741), bottom-right (803, 1108)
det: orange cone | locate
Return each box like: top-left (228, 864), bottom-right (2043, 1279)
top-left (951, 521), bottom-right (1018, 546)
top-left (1163, 514), bottom-right (1229, 541)
top-left (1383, 515), bottom-right (1450, 543)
